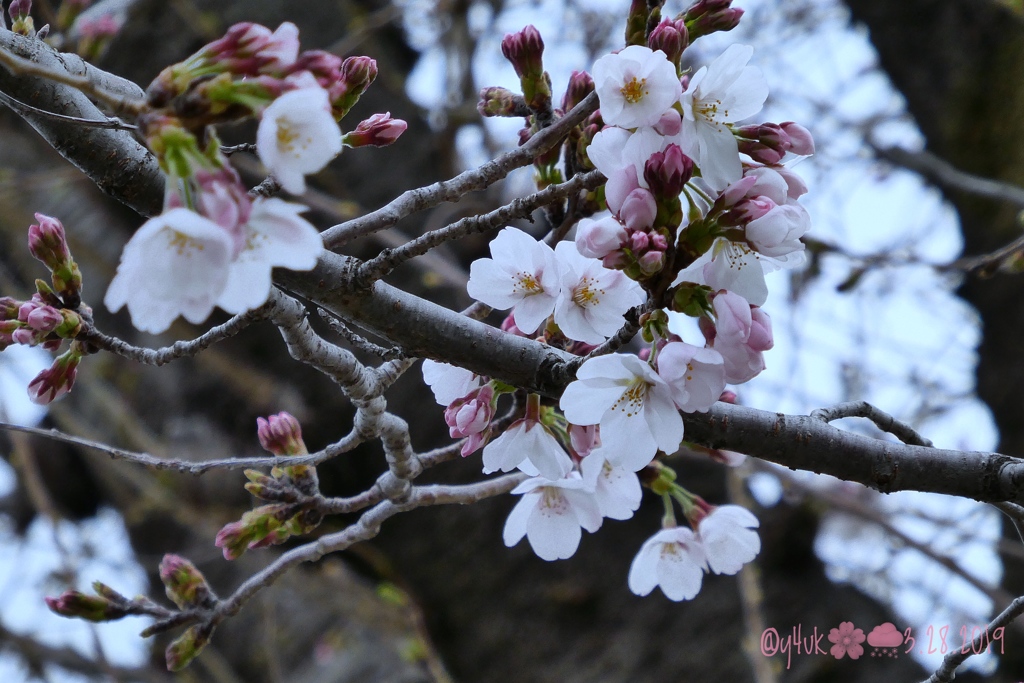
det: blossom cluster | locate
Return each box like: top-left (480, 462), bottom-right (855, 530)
top-left (425, 4), bottom-right (813, 601)
top-left (104, 22), bottom-right (407, 334)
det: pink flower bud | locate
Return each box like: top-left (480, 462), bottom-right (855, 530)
top-left (684, 0), bottom-right (743, 40)
top-left (648, 19), bottom-right (688, 67)
top-left (27, 346), bottom-right (81, 404)
top-left (28, 214), bottom-right (71, 269)
top-left (257, 412), bottom-right (306, 456)
top-left (654, 108), bottom-right (682, 137)
top-left (638, 250), bottom-right (664, 275)
top-left (445, 385), bottom-right (496, 447)
top-left (562, 70), bottom-right (594, 112)
top-left (195, 168), bottom-right (251, 249)
top-left (629, 230), bottom-right (650, 252)
top-left (289, 50), bottom-right (342, 88)
top-left (644, 144), bottom-right (694, 198)
top-left (343, 112), bottom-right (408, 148)
top-left (501, 25), bottom-right (545, 79)
top-left (620, 188), bottom-right (658, 231)
top-left (650, 233), bottom-right (668, 251)
top-left (575, 216), bottom-right (626, 259)
top-left (780, 121), bottom-right (815, 155)
top-left (45, 589), bottom-right (127, 622)
top-left (8, 0), bottom-right (31, 19)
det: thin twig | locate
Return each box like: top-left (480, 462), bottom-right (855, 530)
top-left (922, 594), bottom-right (1024, 683)
top-left (0, 88), bottom-right (137, 128)
top-left (316, 307), bottom-right (406, 360)
top-left (810, 400), bottom-right (933, 447)
top-left (993, 501), bottom-right (1024, 545)
top-left (357, 170), bottom-right (603, 283)
top-left (0, 421), bottom-right (363, 473)
top-left (79, 302), bottom-right (274, 365)
top-left (321, 91), bottom-right (599, 249)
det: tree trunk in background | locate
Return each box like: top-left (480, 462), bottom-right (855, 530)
top-left (0, 1), bottom-right (943, 680)
top-left (843, 0), bottom-right (1024, 678)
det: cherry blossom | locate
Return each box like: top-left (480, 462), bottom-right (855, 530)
top-left (679, 44), bottom-right (768, 190)
top-left (655, 341), bottom-right (726, 412)
top-left (697, 504), bottom-right (761, 575)
top-left (421, 359), bottom-right (482, 406)
top-left (503, 473), bottom-right (603, 561)
top-left (580, 452), bottom-right (642, 520)
top-left (104, 208), bottom-right (235, 334)
top-left (560, 353), bottom-right (683, 471)
top-left (627, 526), bottom-right (707, 601)
top-left (217, 198), bottom-right (324, 314)
top-left (707, 291), bottom-right (774, 384)
top-left (256, 86), bottom-right (342, 195)
top-left (592, 45), bottom-right (682, 129)
top-left (745, 203), bottom-right (810, 258)
top-left (552, 242), bottom-right (644, 344)
top-left (467, 227), bottom-right (561, 334)
top-left (482, 415), bottom-right (572, 481)
top-left (575, 216), bottom-right (626, 259)
top-left (673, 238), bottom-right (769, 307)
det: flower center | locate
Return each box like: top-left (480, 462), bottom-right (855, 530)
top-left (513, 271), bottom-right (543, 295)
top-left (276, 119), bottom-right (299, 152)
top-left (610, 377), bottom-right (648, 418)
top-left (620, 76), bottom-right (648, 104)
top-left (571, 277), bottom-right (604, 308)
top-left (540, 487), bottom-right (569, 513)
top-left (167, 230), bottom-right (205, 255)
top-left (696, 97), bottom-right (729, 128)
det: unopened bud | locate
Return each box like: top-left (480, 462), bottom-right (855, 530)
top-left (27, 343), bottom-right (83, 405)
top-left (561, 70), bottom-right (594, 112)
top-left (28, 214), bottom-right (82, 307)
top-left (638, 249), bottom-right (665, 275)
top-left (684, 0), bottom-right (743, 40)
top-left (478, 87), bottom-right (530, 118)
top-left (649, 19), bottom-right (688, 68)
top-left (165, 623), bottom-right (213, 672)
top-left (343, 112), bottom-right (408, 148)
top-left (257, 412), bottom-right (306, 456)
top-left (159, 554), bottom-right (215, 610)
top-left (501, 25), bottom-right (544, 80)
top-left (45, 589), bottom-right (127, 622)
top-left (9, 0), bottom-right (33, 35)
top-left (644, 144), bottom-right (694, 198)
top-left (780, 121), bottom-right (814, 155)
top-left (330, 56), bottom-right (377, 118)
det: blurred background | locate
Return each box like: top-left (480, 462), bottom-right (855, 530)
top-left (1, 0), bottom-right (1022, 680)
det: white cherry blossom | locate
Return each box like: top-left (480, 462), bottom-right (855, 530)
top-left (679, 44), bottom-right (768, 191)
top-left (217, 198), bottom-right (323, 314)
top-left (104, 208), bottom-right (235, 334)
top-left (467, 227), bottom-right (562, 334)
top-left (256, 86), bottom-right (342, 195)
top-left (698, 505), bottom-right (761, 575)
top-left (673, 238), bottom-right (769, 307)
top-left (553, 242), bottom-right (644, 344)
top-left (482, 417), bottom-right (573, 481)
top-left (656, 341), bottom-right (726, 412)
top-left (593, 45), bottom-right (682, 129)
top-left (628, 526), bottom-right (707, 601)
top-left (503, 473), bottom-right (603, 561)
top-left (580, 452), bottom-right (642, 520)
top-left (560, 353), bottom-right (683, 471)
